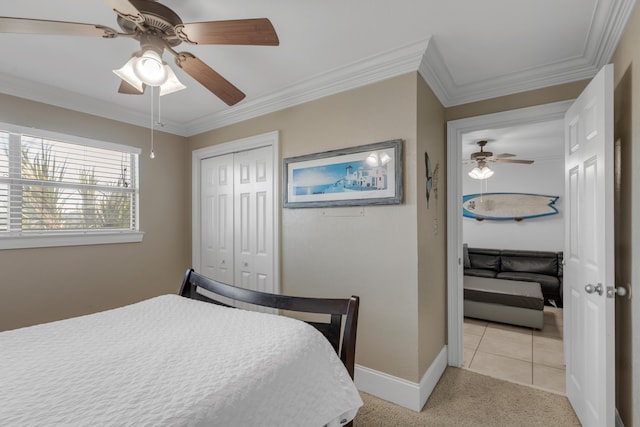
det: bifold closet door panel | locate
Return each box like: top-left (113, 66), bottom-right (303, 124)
top-left (200, 153), bottom-right (235, 285)
top-left (234, 146), bottom-right (274, 296)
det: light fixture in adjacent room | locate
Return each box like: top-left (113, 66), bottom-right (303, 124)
top-left (468, 162), bottom-right (494, 179)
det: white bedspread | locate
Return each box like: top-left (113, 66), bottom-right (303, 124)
top-left (0, 295), bottom-right (362, 426)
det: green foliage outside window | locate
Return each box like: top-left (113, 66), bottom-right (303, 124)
top-left (19, 141), bottom-right (132, 231)
top-left (79, 165), bottom-right (131, 229)
top-left (21, 142), bottom-right (67, 230)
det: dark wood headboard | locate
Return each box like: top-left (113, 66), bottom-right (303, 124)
top-left (179, 269), bottom-right (360, 379)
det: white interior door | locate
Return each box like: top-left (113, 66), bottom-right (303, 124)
top-left (564, 63), bottom-right (615, 427)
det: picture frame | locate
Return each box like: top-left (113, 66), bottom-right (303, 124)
top-left (283, 139), bottom-right (403, 208)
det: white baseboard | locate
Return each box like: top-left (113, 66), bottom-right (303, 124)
top-left (354, 345), bottom-right (448, 412)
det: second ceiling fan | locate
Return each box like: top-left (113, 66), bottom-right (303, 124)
top-left (466, 140), bottom-right (534, 179)
top-left (0, 0), bottom-right (280, 106)
top-left (467, 140), bottom-right (534, 166)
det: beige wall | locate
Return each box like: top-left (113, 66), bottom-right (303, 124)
top-left (610, 3), bottom-right (640, 424)
top-left (445, 80), bottom-right (589, 122)
top-left (190, 73), bottom-right (446, 382)
top-left (416, 76), bottom-right (447, 376)
top-left (0, 94), bottom-right (191, 331)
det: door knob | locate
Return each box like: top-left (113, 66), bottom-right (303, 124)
top-left (607, 286), bottom-right (628, 298)
top-left (585, 283), bottom-right (603, 296)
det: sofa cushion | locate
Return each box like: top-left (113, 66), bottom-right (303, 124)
top-left (500, 250), bottom-right (558, 276)
top-left (469, 252), bottom-right (501, 271)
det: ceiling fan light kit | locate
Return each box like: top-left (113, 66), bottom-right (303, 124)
top-left (113, 51), bottom-right (186, 95)
top-left (468, 165), bottom-right (494, 180)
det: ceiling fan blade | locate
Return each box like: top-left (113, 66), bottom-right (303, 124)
top-left (0, 17), bottom-right (118, 37)
top-left (177, 18), bottom-right (279, 46)
top-left (103, 0), bottom-right (144, 24)
top-left (176, 53), bottom-right (246, 106)
top-left (493, 159), bottom-right (535, 164)
top-left (484, 154), bottom-right (515, 161)
top-left (118, 80), bottom-right (145, 95)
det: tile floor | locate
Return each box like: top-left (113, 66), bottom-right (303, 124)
top-left (463, 305), bottom-right (566, 394)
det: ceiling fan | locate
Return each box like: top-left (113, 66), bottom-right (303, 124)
top-left (466, 140), bottom-right (535, 167)
top-left (0, 0), bottom-right (279, 106)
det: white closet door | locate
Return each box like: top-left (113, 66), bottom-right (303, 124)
top-left (234, 146), bottom-right (274, 295)
top-left (200, 153), bottom-right (235, 285)
top-left (199, 144), bottom-right (275, 310)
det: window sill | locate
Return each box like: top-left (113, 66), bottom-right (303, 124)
top-left (0, 231), bottom-right (144, 250)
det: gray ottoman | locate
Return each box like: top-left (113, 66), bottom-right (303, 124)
top-left (464, 276), bottom-right (544, 329)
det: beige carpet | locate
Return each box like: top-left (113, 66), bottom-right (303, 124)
top-left (354, 367), bottom-right (580, 426)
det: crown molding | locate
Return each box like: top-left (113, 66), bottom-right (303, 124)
top-left (588, 0), bottom-right (637, 65)
top-left (0, 73), bottom-right (188, 136)
top-left (420, 44), bottom-right (599, 107)
top-left (184, 38), bottom-right (431, 136)
top-left (420, 0), bottom-right (636, 107)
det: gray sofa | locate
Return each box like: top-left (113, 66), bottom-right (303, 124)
top-left (463, 246), bottom-right (563, 307)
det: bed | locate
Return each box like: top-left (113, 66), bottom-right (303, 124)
top-left (0, 269), bottom-right (362, 426)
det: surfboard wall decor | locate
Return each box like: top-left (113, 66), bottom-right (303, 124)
top-left (462, 192), bottom-right (559, 221)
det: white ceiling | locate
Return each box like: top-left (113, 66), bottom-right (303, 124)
top-left (0, 0), bottom-right (636, 136)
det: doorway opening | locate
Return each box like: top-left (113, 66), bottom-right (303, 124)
top-left (446, 101), bottom-right (572, 393)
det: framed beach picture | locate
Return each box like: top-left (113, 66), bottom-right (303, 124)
top-left (283, 139), bottom-right (403, 208)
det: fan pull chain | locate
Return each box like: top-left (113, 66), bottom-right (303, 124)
top-left (157, 90), bottom-right (164, 128)
top-left (150, 86), bottom-right (155, 159)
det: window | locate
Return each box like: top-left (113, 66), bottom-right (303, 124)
top-left (0, 123), bottom-right (142, 249)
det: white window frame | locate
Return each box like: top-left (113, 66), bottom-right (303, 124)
top-left (0, 122), bottom-right (143, 250)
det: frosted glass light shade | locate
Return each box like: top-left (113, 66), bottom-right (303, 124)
top-left (113, 56), bottom-right (144, 92)
top-left (159, 66), bottom-right (186, 96)
top-left (133, 50), bottom-right (167, 86)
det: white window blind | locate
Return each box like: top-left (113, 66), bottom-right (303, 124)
top-left (0, 124), bottom-right (141, 249)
